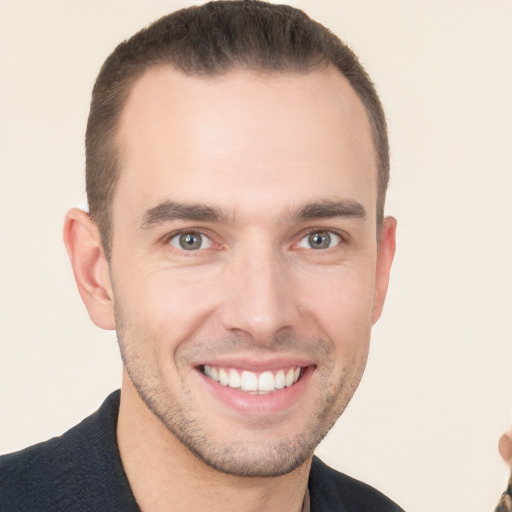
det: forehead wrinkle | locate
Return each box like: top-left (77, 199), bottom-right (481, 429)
top-left (139, 200), bottom-right (235, 229)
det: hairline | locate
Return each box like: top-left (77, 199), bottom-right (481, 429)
top-left (99, 62), bottom-right (384, 256)
top-left (91, 63), bottom-right (389, 260)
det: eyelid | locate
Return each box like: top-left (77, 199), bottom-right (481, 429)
top-left (294, 228), bottom-right (346, 250)
top-left (160, 226), bottom-right (348, 252)
top-left (163, 228), bottom-right (220, 251)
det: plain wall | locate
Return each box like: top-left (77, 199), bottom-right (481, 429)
top-left (1, 1), bottom-right (511, 511)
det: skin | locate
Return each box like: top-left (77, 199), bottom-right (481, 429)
top-left (500, 430), bottom-right (512, 467)
top-left (497, 431), bottom-right (512, 511)
top-left (64, 66), bottom-right (396, 512)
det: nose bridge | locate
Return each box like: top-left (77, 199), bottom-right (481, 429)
top-left (219, 236), bottom-right (298, 341)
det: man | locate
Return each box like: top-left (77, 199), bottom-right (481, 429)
top-left (0, 1), bottom-right (402, 510)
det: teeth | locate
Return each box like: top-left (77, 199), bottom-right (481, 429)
top-left (228, 368), bottom-right (241, 388)
top-left (203, 365), bottom-right (302, 393)
top-left (240, 371), bottom-right (258, 391)
top-left (258, 371), bottom-right (275, 391)
top-left (218, 368), bottom-right (229, 386)
top-left (285, 368), bottom-right (295, 387)
top-left (275, 369), bottom-right (285, 389)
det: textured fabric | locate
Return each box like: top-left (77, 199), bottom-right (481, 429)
top-left (0, 390), bottom-right (405, 512)
top-left (0, 391), bottom-right (139, 512)
top-left (309, 458), bottom-right (405, 512)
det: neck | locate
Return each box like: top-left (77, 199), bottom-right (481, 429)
top-left (117, 375), bottom-right (311, 512)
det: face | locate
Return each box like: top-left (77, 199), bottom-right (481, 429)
top-left (108, 66), bottom-right (395, 477)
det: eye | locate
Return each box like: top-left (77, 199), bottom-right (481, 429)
top-left (168, 231), bottom-right (213, 251)
top-left (297, 231), bottom-right (341, 250)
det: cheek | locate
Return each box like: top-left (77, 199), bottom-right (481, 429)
top-left (128, 268), bottom-right (222, 341)
top-left (300, 266), bottom-right (376, 333)
top-left (297, 266), bottom-right (375, 381)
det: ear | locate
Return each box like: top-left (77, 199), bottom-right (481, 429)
top-left (63, 208), bottom-right (116, 330)
top-left (371, 216), bottom-right (397, 325)
top-left (499, 431), bottom-right (512, 466)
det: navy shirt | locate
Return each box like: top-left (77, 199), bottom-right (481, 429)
top-left (0, 391), bottom-right (405, 511)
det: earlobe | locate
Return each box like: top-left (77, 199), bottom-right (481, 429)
top-left (63, 208), bottom-right (116, 330)
top-left (371, 216), bottom-right (397, 325)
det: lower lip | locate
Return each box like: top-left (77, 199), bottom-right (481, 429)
top-left (196, 366), bottom-right (315, 416)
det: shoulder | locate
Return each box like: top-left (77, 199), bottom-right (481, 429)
top-left (309, 456), bottom-right (406, 512)
top-left (0, 391), bottom-right (138, 512)
top-left (0, 431), bottom-right (78, 510)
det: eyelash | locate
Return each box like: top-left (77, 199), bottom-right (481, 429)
top-left (163, 228), bottom-right (347, 254)
top-left (296, 230), bottom-right (343, 250)
top-left (163, 230), bottom-right (218, 255)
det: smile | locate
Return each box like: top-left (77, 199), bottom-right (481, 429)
top-left (202, 365), bottom-right (303, 394)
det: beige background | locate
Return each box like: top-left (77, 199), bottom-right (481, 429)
top-left (1, 1), bottom-right (511, 511)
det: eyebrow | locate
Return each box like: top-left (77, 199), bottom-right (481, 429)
top-left (140, 201), bottom-right (229, 229)
top-left (290, 199), bottom-right (367, 222)
top-left (140, 198), bottom-right (367, 230)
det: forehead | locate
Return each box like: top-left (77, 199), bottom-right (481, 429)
top-left (114, 66), bottom-right (377, 224)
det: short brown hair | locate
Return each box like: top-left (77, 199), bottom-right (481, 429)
top-left (86, 0), bottom-right (389, 258)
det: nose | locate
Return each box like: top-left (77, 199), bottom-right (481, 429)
top-left (218, 244), bottom-right (300, 344)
